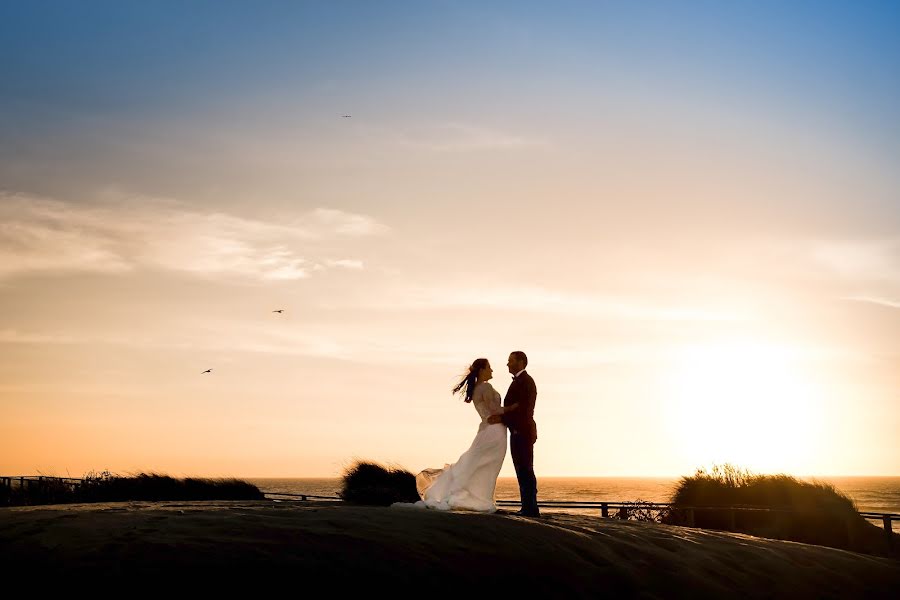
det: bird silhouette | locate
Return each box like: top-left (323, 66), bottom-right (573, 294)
top-left (341, 115), bottom-right (352, 118)
top-left (201, 369), bottom-right (212, 374)
top-left (272, 309), bottom-right (284, 313)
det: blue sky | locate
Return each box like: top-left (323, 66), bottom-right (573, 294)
top-left (4, 2), bottom-right (898, 123)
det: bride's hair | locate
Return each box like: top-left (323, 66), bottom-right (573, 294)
top-left (452, 358), bottom-right (488, 403)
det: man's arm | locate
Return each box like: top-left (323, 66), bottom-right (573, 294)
top-left (488, 402), bottom-right (517, 425)
top-left (521, 377), bottom-right (537, 419)
top-left (499, 383), bottom-right (523, 427)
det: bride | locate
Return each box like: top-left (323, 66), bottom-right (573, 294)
top-left (396, 358), bottom-right (508, 512)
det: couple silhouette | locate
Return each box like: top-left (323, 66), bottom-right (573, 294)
top-left (398, 351), bottom-right (540, 517)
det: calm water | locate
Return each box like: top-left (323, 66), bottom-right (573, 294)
top-left (248, 476), bottom-right (900, 528)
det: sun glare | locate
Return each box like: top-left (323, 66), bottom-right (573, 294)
top-left (664, 339), bottom-right (826, 474)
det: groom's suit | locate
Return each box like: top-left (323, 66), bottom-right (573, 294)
top-left (501, 370), bottom-right (539, 516)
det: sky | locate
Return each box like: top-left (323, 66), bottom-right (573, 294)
top-left (1, 1), bottom-right (898, 478)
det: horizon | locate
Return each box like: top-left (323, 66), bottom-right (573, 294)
top-left (2, 1), bottom-right (899, 478)
top-left (9, 471), bottom-right (900, 480)
top-left (243, 474), bottom-right (900, 480)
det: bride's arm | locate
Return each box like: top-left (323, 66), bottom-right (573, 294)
top-left (494, 402), bottom-right (520, 418)
top-left (488, 405), bottom-right (515, 424)
top-left (472, 382), bottom-right (490, 408)
top-left (489, 385), bottom-right (518, 421)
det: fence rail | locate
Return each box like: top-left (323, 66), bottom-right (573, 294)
top-left (1, 476), bottom-right (83, 489)
top-left (262, 491), bottom-right (900, 541)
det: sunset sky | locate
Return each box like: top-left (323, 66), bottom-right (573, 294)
top-left (2, 1), bottom-right (898, 479)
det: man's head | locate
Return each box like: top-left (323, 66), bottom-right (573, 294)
top-left (507, 351), bottom-right (528, 375)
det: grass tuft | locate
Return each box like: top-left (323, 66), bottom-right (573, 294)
top-left (1, 470), bottom-right (264, 506)
top-left (662, 463), bottom-right (898, 558)
top-left (338, 459), bottom-right (419, 506)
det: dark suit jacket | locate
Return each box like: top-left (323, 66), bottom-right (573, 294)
top-left (501, 371), bottom-right (537, 443)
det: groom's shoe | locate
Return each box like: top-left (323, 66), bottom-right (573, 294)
top-left (514, 509), bottom-right (542, 518)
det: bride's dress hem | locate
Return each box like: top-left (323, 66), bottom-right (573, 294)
top-left (390, 499), bottom-right (499, 514)
top-left (392, 382), bottom-right (507, 516)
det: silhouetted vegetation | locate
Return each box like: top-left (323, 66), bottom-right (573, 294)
top-left (608, 498), bottom-right (671, 523)
top-left (1, 471), bottom-right (264, 507)
top-left (338, 460), bottom-right (419, 506)
top-left (663, 464), bottom-right (899, 558)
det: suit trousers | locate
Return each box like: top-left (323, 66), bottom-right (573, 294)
top-left (510, 432), bottom-right (539, 515)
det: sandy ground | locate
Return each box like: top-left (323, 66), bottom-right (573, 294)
top-left (1, 499), bottom-right (898, 597)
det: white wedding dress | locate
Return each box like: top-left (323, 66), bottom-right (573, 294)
top-left (393, 382), bottom-right (507, 513)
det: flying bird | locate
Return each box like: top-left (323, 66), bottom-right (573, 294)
top-left (272, 309), bottom-right (284, 313)
top-left (341, 114), bottom-right (352, 118)
top-left (201, 369), bottom-right (212, 374)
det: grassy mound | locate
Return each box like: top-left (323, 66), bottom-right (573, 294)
top-left (1, 471), bottom-right (264, 506)
top-left (662, 464), bottom-right (898, 557)
top-left (76, 471), bottom-right (265, 502)
top-left (338, 460), bottom-right (419, 506)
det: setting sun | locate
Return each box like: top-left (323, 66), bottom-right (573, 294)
top-left (665, 339), bottom-right (827, 474)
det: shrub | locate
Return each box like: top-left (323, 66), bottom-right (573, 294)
top-left (76, 471), bottom-right (265, 503)
top-left (0, 471), bottom-right (264, 506)
top-left (338, 460), bottom-right (419, 506)
top-left (609, 498), bottom-right (671, 523)
top-left (663, 463), bottom-right (898, 558)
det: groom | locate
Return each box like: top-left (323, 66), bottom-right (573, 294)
top-left (489, 350), bottom-right (539, 517)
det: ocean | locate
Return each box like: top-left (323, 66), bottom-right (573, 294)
top-left (247, 476), bottom-right (900, 530)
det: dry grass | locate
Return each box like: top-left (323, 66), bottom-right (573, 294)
top-left (338, 459), bottom-right (419, 506)
top-left (663, 463), bottom-right (898, 558)
top-left (1, 470), bottom-right (264, 506)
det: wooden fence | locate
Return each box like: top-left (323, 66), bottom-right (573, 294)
top-left (1, 475), bottom-right (83, 490)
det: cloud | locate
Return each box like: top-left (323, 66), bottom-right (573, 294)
top-left (394, 122), bottom-right (544, 152)
top-left (0, 329), bottom-right (83, 344)
top-left (0, 320), bottom-right (646, 368)
top-left (811, 239), bottom-right (900, 283)
top-left (0, 325), bottom-right (352, 361)
top-left (0, 197), bottom-right (133, 276)
top-left (843, 296), bottom-right (900, 309)
top-left (312, 209), bottom-right (388, 236)
top-left (333, 284), bottom-right (745, 322)
top-left (0, 192), bottom-right (387, 281)
top-left (323, 259), bottom-right (364, 270)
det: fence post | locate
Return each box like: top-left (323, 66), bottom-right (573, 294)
top-left (728, 508), bottom-right (736, 531)
top-left (618, 506), bottom-right (628, 520)
top-left (884, 515), bottom-right (894, 549)
top-left (601, 502), bottom-right (609, 518)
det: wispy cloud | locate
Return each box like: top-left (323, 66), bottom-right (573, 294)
top-left (0, 325), bottom-right (351, 362)
top-left (335, 285), bottom-right (746, 321)
top-left (0, 196), bottom-right (133, 276)
top-left (0, 329), bottom-right (83, 344)
top-left (0, 322), bottom-right (663, 368)
top-left (322, 259), bottom-right (364, 270)
top-left (811, 239), bottom-right (900, 283)
top-left (311, 209), bottom-right (387, 236)
top-left (0, 192), bottom-right (388, 281)
top-left (394, 122), bottom-right (544, 152)
top-left (843, 296), bottom-right (900, 309)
